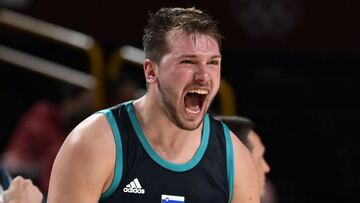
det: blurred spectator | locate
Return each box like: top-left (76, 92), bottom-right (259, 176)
top-left (216, 115), bottom-right (277, 203)
top-left (0, 0), bottom-right (32, 9)
top-left (1, 84), bottom-right (93, 193)
top-left (107, 72), bottom-right (146, 106)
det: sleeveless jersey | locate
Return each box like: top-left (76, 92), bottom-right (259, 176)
top-left (98, 101), bottom-right (234, 203)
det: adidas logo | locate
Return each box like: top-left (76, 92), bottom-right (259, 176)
top-left (123, 178), bottom-right (145, 194)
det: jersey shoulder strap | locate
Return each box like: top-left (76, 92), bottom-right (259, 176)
top-left (96, 104), bottom-right (125, 201)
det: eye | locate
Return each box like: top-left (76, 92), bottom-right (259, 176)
top-left (180, 60), bottom-right (195, 64)
top-left (208, 60), bottom-right (220, 65)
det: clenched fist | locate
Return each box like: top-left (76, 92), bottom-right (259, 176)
top-left (3, 176), bottom-right (43, 203)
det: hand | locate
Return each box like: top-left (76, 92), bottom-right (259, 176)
top-left (3, 176), bottom-right (43, 203)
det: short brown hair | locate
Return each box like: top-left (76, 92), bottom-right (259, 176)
top-left (143, 7), bottom-right (222, 64)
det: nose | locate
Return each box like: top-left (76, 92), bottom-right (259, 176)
top-left (263, 159), bottom-right (271, 173)
top-left (194, 64), bottom-right (210, 84)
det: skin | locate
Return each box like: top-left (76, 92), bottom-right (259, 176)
top-left (147, 30), bottom-right (221, 131)
top-left (248, 130), bottom-right (271, 196)
top-left (47, 30), bottom-right (259, 203)
top-left (3, 176), bottom-right (43, 203)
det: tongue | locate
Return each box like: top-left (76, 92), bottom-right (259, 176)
top-left (185, 93), bottom-right (200, 112)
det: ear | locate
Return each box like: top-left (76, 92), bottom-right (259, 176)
top-left (144, 59), bottom-right (157, 84)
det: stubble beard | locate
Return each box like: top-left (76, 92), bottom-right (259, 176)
top-left (157, 80), bottom-right (206, 131)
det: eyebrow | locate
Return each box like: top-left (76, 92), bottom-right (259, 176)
top-left (177, 54), bottom-right (222, 59)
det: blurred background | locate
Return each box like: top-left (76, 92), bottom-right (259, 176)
top-left (0, 0), bottom-right (359, 202)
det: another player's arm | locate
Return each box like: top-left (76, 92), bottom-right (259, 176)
top-left (230, 132), bottom-right (260, 203)
top-left (47, 114), bottom-right (115, 203)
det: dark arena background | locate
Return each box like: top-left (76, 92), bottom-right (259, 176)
top-left (0, 0), bottom-right (359, 202)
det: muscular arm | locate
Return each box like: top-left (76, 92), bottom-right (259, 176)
top-left (47, 114), bottom-right (115, 203)
top-left (230, 132), bottom-right (260, 203)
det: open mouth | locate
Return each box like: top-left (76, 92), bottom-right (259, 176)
top-left (184, 88), bottom-right (208, 115)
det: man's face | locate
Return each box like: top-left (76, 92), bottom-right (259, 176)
top-left (248, 131), bottom-right (271, 196)
top-left (155, 30), bottom-right (221, 130)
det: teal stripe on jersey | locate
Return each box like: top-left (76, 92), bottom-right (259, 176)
top-left (97, 109), bottom-right (123, 201)
top-left (125, 102), bottom-right (210, 172)
top-left (222, 123), bottom-right (234, 202)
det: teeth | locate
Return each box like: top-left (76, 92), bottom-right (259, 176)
top-left (186, 107), bottom-right (200, 114)
top-left (188, 89), bottom-right (208, 95)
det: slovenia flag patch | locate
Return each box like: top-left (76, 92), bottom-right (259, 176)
top-left (161, 194), bottom-right (185, 203)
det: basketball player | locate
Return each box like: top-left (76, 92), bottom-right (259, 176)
top-left (217, 116), bottom-right (272, 201)
top-left (47, 7), bottom-right (259, 203)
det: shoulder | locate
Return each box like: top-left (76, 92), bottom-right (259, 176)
top-left (54, 113), bottom-right (111, 153)
top-left (226, 130), bottom-right (254, 177)
top-left (47, 113), bottom-right (116, 202)
top-left (67, 113), bottom-right (113, 148)
top-left (230, 131), bottom-right (260, 203)
top-left (60, 113), bottom-right (116, 172)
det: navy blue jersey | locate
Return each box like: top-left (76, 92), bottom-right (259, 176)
top-left (98, 101), bottom-right (234, 203)
top-left (0, 166), bottom-right (11, 190)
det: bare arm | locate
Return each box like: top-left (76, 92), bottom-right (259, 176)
top-left (47, 114), bottom-right (115, 203)
top-left (230, 132), bottom-right (260, 203)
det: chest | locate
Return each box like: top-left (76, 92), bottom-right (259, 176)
top-left (105, 160), bottom-right (229, 203)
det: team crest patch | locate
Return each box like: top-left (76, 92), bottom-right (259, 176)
top-left (161, 194), bottom-right (185, 203)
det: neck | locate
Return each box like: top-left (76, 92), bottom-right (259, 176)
top-left (132, 95), bottom-right (203, 163)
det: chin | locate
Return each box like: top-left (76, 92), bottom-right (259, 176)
top-left (177, 116), bottom-right (203, 130)
top-left (260, 183), bottom-right (266, 197)
top-left (182, 120), bottom-right (202, 130)
top-left (260, 189), bottom-right (265, 197)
